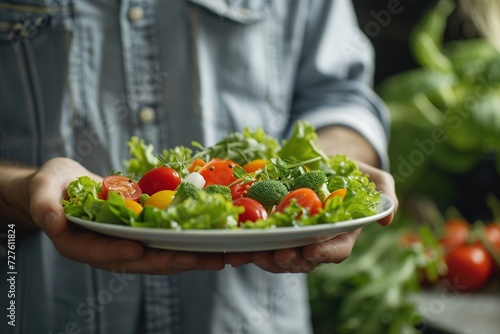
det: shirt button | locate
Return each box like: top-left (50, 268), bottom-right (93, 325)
top-left (138, 107), bottom-right (156, 124)
top-left (128, 6), bottom-right (144, 22)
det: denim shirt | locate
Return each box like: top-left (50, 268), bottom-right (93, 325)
top-left (0, 0), bottom-right (389, 333)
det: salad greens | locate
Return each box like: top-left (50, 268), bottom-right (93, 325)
top-left (62, 121), bottom-right (381, 230)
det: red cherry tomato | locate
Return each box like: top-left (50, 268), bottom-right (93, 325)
top-left (439, 219), bottom-right (470, 251)
top-left (197, 158), bottom-right (239, 187)
top-left (233, 197), bottom-right (268, 225)
top-left (444, 242), bottom-right (494, 292)
top-left (276, 188), bottom-right (322, 216)
top-left (137, 166), bottom-right (181, 196)
top-left (101, 175), bottom-right (142, 201)
top-left (229, 181), bottom-right (254, 200)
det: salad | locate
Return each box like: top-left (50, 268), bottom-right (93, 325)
top-left (62, 121), bottom-right (380, 230)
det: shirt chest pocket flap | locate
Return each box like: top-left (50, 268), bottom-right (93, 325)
top-left (187, 0), bottom-right (270, 24)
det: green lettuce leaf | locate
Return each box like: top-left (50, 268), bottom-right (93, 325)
top-left (124, 137), bottom-right (160, 178)
top-left (278, 121), bottom-right (329, 170)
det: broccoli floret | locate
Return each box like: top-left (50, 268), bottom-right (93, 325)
top-left (203, 184), bottom-right (232, 202)
top-left (170, 182), bottom-right (199, 206)
top-left (292, 170), bottom-right (330, 202)
top-left (247, 179), bottom-right (288, 214)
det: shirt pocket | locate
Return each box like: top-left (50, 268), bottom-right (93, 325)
top-left (188, 0), bottom-right (269, 24)
top-left (187, 0), bottom-right (289, 140)
top-left (0, 1), bottom-right (74, 165)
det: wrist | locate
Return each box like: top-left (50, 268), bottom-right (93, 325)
top-left (316, 126), bottom-right (381, 167)
top-left (0, 164), bottom-right (38, 231)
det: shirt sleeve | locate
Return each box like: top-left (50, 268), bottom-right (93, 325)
top-left (289, 0), bottom-right (390, 170)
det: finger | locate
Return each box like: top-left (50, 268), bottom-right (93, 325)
top-left (53, 223), bottom-right (145, 264)
top-left (250, 249), bottom-right (317, 274)
top-left (96, 249), bottom-right (226, 274)
top-left (29, 158), bottom-right (101, 237)
top-left (378, 211), bottom-right (394, 226)
top-left (272, 248), bottom-right (308, 272)
top-left (251, 252), bottom-right (289, 273)
top-left (224, 252), bottom-right (252, 268)
top-left (301, 230), bottom-right (361, 265)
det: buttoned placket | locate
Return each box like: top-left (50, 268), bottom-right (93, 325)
top-left (119, 1), bottom-right (179, 333)
top-left (120, 0), bottom-right (166, 150)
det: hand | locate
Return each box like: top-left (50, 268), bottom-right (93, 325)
top-left (224, 161), bottom-right (398, 273)
top-left (224, 230), bottom-right (362, 273)
top-left (28, 158), bottom-right (225, 274)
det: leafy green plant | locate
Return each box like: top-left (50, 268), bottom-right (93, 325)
top-left (308, 222), bottom-right (440, 334)
top-left (377, 0), bottom-right (500, 205)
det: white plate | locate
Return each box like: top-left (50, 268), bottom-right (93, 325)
top-left (66, 195), bottom-right (394, 252)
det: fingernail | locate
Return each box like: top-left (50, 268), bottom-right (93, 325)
top-left (44, 212), bottom-right (57, 235)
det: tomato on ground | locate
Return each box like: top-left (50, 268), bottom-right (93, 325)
top-left (439, 219), bottom-right (470, 251)
top-left (276, 188), bottom-right (322, 216)
top-left (101, 175), bottom-right (142, 201)
top-left (137, 166), bottom-right (181, 196)
top-left (233, 197), bottom-right (268, 225)
top-left (444, 242), bottom-right (494, 292)
top-left (229, 181), bottom-right (254, 200)
top-left (197, 158), bottom-right (240, 187)
top-left (144, 190), bottom-right (176, 209)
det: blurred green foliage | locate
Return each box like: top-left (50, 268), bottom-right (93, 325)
top-left (308, 221), bottom-right (441, 334)
top-left (377, 0), bottom-right (500, 207)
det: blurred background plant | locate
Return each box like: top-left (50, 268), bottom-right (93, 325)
top-left (377, 0), bottom-right (500, 220)
top-left (308, 0), bottom-right (500, 333)
top-left (308, 221), bottom-right (444, 334)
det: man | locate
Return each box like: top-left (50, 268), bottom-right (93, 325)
top-left (0, 0), bottom-right (396, 332)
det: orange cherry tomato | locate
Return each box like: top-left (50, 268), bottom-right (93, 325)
top-left (188, 158), bottom-right (206, 173)
top-left (197, 158), bottom-right (240, 187)
top-left (243, 159), bottom-right (269, 173)
top-left (276, 188), bottom-right (322, 216)
top-left (323, 188), bottom-right (347, 207)
top-left (125, 199), bottom-right (143, 215)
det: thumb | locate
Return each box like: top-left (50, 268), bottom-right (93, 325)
top-left (29, 158), bottom-right (97, 237)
